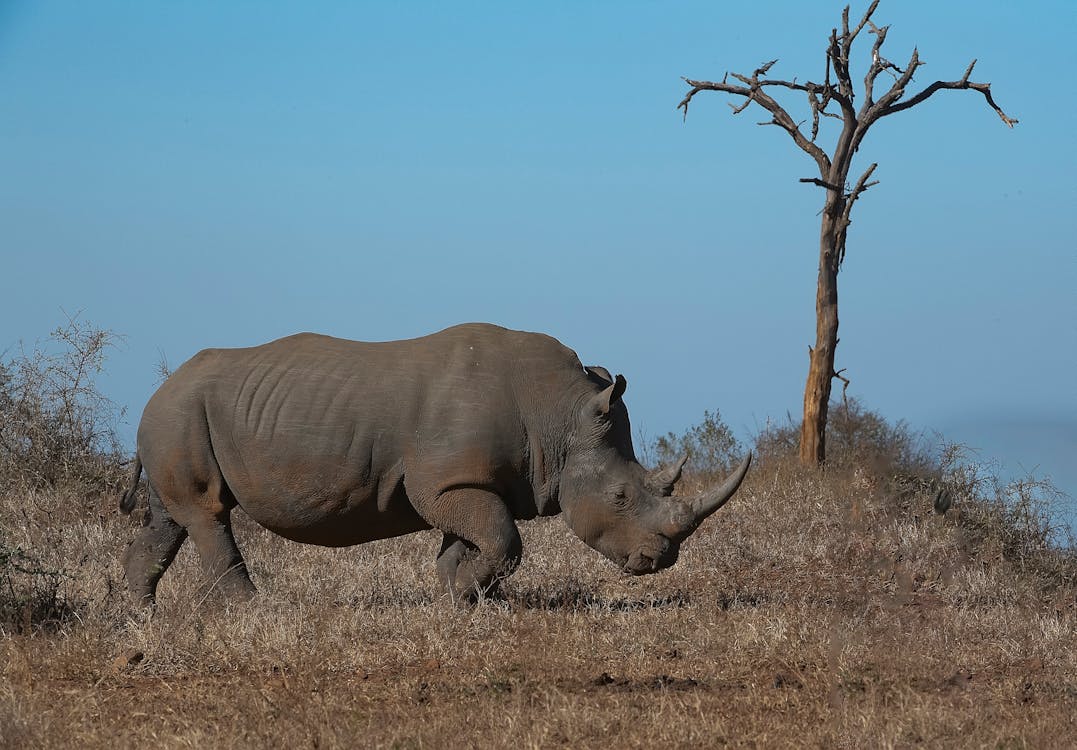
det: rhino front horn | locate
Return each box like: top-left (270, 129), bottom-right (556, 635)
top-left (687, 452), bottom-right (752, 523)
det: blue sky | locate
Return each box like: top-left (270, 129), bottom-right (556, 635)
top-left (2, 2), bottom-right (1074, 516)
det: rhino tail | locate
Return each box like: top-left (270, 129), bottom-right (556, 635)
top-left (118, 453), bottom-right (143, 515)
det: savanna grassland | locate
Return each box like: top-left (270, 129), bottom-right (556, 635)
top-left (2, 324), bottom-right (1076, 748)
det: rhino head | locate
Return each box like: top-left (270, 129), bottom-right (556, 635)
top-left (558, 370), bottom-right (751, 575)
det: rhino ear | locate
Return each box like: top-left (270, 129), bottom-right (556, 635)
top-left (585, 365), bottom-right (614, 385)
top-left (586, 374), bottom-right (627, 418)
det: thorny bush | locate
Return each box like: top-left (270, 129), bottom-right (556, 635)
top-left (0, 316), bottom-right (123, 631)
top-left (0, 528), bottom-right (72, 634)
top-left (653, 409), bottom-right (743, 482)
top-left (0, 314), bottom-right (125, 491)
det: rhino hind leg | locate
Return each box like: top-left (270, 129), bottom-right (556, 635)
top-left (144, 464), bottom-right (257, 603)
top-left (185, 511), bottom-right (257, 602)
top-left (123, 488), bottom-right (188, 606)
top-left (422, 489), bottom-right (521, 604)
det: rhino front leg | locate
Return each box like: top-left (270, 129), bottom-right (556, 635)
top-left (419, 488), bottom-right (521, 603)
top-left (161, 484), bottom-right (257, 602)
top-left (185, 512), bottom-right (257, 601)
top-left (436, 533), bottom-right (471, 591)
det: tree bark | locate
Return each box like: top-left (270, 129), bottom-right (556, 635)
top-left (799, 196), bottom-right (843, 466)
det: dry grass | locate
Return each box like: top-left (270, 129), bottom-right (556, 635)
top-left (2, 435), bottom-right (1076, 748)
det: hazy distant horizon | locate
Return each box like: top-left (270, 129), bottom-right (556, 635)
top-left (934, 412), bottom-right (1076, 536)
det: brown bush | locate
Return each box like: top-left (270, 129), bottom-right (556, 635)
top-left (0, 314), bottom-right (125, 493)
top-left (653, 408), bottom-right (743, 481)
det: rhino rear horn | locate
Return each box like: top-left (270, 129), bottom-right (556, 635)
top-left (687, 452), bottom-right (752, 523)
top-left (646, 453), bottom-right (688, 496)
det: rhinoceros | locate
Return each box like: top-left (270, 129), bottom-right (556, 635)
top-left (118, 323), bottom-right (750, 604)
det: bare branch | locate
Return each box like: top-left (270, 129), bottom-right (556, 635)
top-left (849, 0), bottom-right (881, 45)
top-left (729, 97), bottom-right (754, 115)
top-left (807, 87), bottom-right (842, 142)
top-left (826, 29), bottom-right (856, 115)
top-left (833, 367), bottom-right (851, 404)
top-left (840, 162), bottom-right (879, 226)
top-left (871, 46), bottom-right (924, 115)
top-left (860, 22), bottom-right (903, 113)
top-left (746, 87), bottom-right (832, 173)
top-left (678, 76), bottom-right (752, 120)
top-left (850, 46), bottom-right (925, 153)
top-left (880, 59), bottom-right (1018, 127)
top-left (799, 177), bottom-right (844, 191)
top-left (753, 59), bottom-right (779, 77)
top-left (808, 97), bottom-right (821, 142)
top-left (680, 69), bottom-right (832, 174)
top-left (758, 77), bottom-right (815, 93)
top-left (836, 162), bottom-right (879, 267)
top-left (828, 0), bottom-right (883, 122)
top-left (805, 52), bottom-right (845, 141)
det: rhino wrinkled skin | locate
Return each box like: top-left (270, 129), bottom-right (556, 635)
top-left (119, 323), bottom-right (751, 604)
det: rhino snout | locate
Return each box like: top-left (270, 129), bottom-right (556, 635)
top-left (622, 540), bottom-right (677, 576)
top-left (623, 551), bottom-right (655, 575)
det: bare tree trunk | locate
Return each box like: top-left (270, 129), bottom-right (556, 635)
top-left (799, 198), bottom-right (842, 466)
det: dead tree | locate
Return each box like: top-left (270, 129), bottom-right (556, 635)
top-left (678, 1), bottom-right (1016, 467)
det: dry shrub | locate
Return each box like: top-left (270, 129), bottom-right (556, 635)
top-left (741, 399), bottom-right (1075, 591)
top-left (0, 316), bottom-right (125, 633)
top-left (0, 313), bottom-right (125, 493)
top-left (751, 398), bottom-right (933, 473)
top-left (0, 532), bottom-right (67, 633)
top-left (945, 452), bottom-right (1077, 592)
top-left (653, 408), bottom-right (743, 480)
